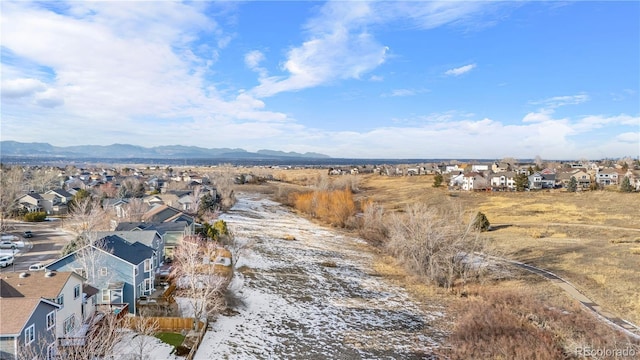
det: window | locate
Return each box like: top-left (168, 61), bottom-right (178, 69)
top-left (74, 285), bottom-right (81, 299)
top-left (134, 266), bottom-right (138, 276)
top-left (100, 267), bottom-right (108, 276)
top-left (24, 324), bottom-right (35, 345)
top-left (144, 259), bottom-right (152, 272)
top-left (57, 294), bottom-right (64, 308)
top-left (46, 311), bottom-right (56, 330)
top-left (63, 315), bottom-right (76, 335)
top-left (101, 289), bottom-right (110, 303)
top-left (144, 278), bottom-right (153, 293)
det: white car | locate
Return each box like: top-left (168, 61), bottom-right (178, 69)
top-left (29, 263), bottom-right (46, 271)
top-left (0, 240), bottom-right (17, 249)
top-left (0, 255), bottom-right (14, 267)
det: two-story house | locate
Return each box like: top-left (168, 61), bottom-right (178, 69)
top-left (0, 271), bottom-right (96, 340)
top-left (15, 193), bottom-right (44, 213)
top-left (528, 172), bottom-right (543, 190)
top-left (45, 235), bottom-right (156, 314)
top-left (0, 271), bottom-right (98, 360)
top-left (115, 221), bottom-right (191, 260)
top-left (490, 171), bottom-right (517, 190)
top-left (461, 172), bottom-right (489, 191)
top-left (95, 230), bottom-right (164, 268)
top-left (0, 297), bottom-right (60, 360)
top-left (596, 168), bottom-right (620, 186)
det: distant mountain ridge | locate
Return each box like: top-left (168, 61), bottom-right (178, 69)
top-left (0, 141), bottom-right (331, 159)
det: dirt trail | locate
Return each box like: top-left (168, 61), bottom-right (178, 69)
top-left (502, 259), bottom-right (640, 340)
top-left (195, 194), bottom-right (445, 359)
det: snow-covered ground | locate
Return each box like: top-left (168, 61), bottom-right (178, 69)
top-left (194, 194), bottom-right (445, 359)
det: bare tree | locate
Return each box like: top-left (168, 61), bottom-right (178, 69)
top-left (65, 197), bottom-right (111, 236)
top-left (219, 230), bottom-right (253, 268)
top-left (18, 311), bottom-right (126, 360)
top-left (114, 316), bottom-right (160, 360)
top-left (121, 198), bottom-right (150, 222)
top-left (0, 166), bottom-right (24, 231)
top-left (207, 165), bottom-right (237, 211)
top-left (170, 238), bottom-right (229, 329)
top-left (386, 202), bottom-right (487, 289)
top-left (28, 166), bottom-right (61, 193)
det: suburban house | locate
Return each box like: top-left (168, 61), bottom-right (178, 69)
top-left (95, 230), bottom-right (164, 267)
top-left (557, 169), bottom-right (591, 189)
top-left (15, 193), bottom-right (44, 213)
top-left (102, 198), bottom-right (132, 219)
top-left (142, 205), bottom-right (196, 234)
top-left (491, 162), bottom-right (512, 173)
top-left (528, 172), bottom-right (544, 190)
top-left (448, 171), bottom-right (465, 188)
top-left (0, 271), bottom-right (96, 339)
top-left (115, 221), bottom-right (191, 260)
top-left (461, 172), bottom-right (489, 191)
top-left (41, 189), bottom-right (73, 215)
top-left (45, 235), bottom-right (157, 315)
top-left (595, 168), bottom-right (620, 186)
top-left (0, 297), bottom-right (60, 360)
top-left (490, 171), bottom-right (517, 190)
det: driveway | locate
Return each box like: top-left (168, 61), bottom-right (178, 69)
top-left (0, 219), bottom-right (74, 272)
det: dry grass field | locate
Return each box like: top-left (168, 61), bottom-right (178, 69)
top-left (352, 173), bottom-right (640, 327)
top-left (251, 169), bottom-right (640, 326)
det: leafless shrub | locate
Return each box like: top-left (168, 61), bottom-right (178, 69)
top-left (442, 288), bottom-right (640, 359)
top-left (358, 201), bottom-right (388, 246)
top-left (385, 202), bottom-right (487, 289)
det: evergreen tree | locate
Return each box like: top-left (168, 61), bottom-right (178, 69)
top-left (515, 173), bottom-right (529, 191)
top-left (433, 173), bottom-right (443, 188)
top-left (620, 176), bottom-right (633, 192)
top-left (567, 176), bottom-right (577, 192)
top-left (473, 212), bottom-right (491, 232)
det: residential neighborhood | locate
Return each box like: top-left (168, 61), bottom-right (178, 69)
top-left (0, 157), bottom-right (638, 359)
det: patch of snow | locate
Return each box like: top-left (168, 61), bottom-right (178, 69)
top-left (195, 193), bottom-right (445, 359)
top-left (112, 330), bottom-right (179, 360)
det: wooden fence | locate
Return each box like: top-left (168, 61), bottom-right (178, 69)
top-left (186, 320), bottom-right (208, 360)
top-left (125, 316), bottom-right (204, 332)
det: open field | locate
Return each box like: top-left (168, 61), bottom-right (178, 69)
top-left (353, 174), bottom-right (640, 327)
top-left (241, 169), bottom-right (640, 338)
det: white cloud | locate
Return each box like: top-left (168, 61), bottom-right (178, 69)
top-left (530, 93), bottom-right (590, 108)
top-left (369, 75), bottom-right (384, 82)
top-left (250, 1), bottom-right (496, 97)
top-left (244, 50), bottom-right (265, 70)
top-left (387, 89), bottom-right (416, 97)
top-left (0, 1), bottom-right (287, 134)
top-left (616, 132), bottom-right (640, 143)
top-left (445, 63), bottom-right (476, 76)
top-left (1, 78), bottom-right (47, 98)
top-left (522, 109), bottom-right (555, 123)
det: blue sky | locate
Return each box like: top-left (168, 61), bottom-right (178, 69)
top-left (1, 1), bottom-right (638, 159)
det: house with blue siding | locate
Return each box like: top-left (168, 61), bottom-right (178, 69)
top-left (45, 235), bottom-right (156, 315)
top-left (0, 296), bottom-right (60, 360)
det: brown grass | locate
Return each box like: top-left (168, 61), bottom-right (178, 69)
top-left (244, 171), bottom-right (640, 345)
top-left (352, 174), bottom-right (640, 325)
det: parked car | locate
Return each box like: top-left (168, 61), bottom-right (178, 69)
top-left (0, 255), bottom-right (14, 268)
top-left (28, 263), bottom-right (46, 271)
top-left (23, 231), bottom-right (33, 238)
top-left (0, 240), bottom-right (17, 249)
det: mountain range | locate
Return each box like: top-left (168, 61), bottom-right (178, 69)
top-left (0, 141), bottom-right (330, 159)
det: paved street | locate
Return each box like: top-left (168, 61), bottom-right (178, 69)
top-left (0, 219), bottom-right (74, 273)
